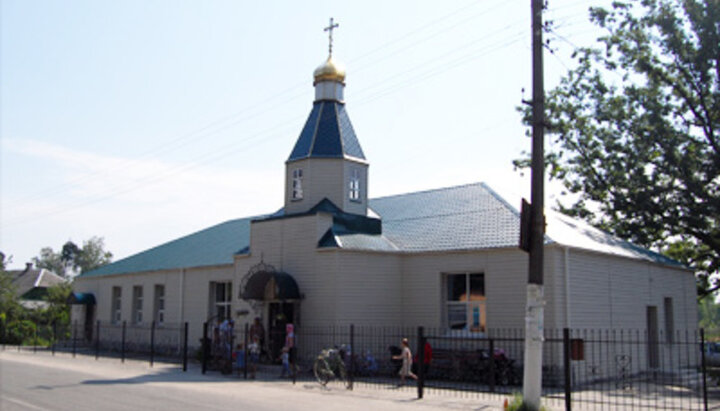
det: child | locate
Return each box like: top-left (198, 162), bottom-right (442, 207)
top-left (279, 346), bottom-right (290, 378)
top-left (393, 338), bottom-right (418, 386)
top-left (248, 335), bottom-right (260, 379)
top-left (233, 343), bottom-right (245, 375)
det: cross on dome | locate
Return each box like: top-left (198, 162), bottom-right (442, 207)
top-left (324, 17), bottom-right (339, 57)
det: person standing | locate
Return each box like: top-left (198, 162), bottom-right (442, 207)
top-left (285, 323), bottom-right (296, 375)
top-left (248, 335), bottom-right (260, 379)
top-left (393, 338), bottom-right (417, 386)
top-left (249, 317), bottom-right (265, 360)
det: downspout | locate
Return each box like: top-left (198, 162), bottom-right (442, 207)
top-left (564, 247), bottom-right (571, 329)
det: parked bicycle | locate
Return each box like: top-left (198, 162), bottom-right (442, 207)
top-left (313, 345), bottom-right (350, 388)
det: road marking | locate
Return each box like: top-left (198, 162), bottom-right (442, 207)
top-left (3, 396), bottom-right (48, 411)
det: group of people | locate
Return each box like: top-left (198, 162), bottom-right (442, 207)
top-left (232, 317), bottom-right (296, 379)
top-left (221, 317), bottom-right (428, 385)
top-left (209, 318), bottom-right (235, 373)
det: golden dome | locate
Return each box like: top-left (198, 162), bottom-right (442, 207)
top-left (313, 57), bottom-right (346, 84)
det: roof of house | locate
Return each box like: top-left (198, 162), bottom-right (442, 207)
top-left (80, 217), bottom-right (257, 277)
top-left (8, 266), bottom-right (66, 299)
top-left (79, 182), bottom-right (684, 278)
top-left (287, 101), bottom-right (365, 162)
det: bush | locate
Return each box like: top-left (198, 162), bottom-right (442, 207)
top-left (5, 320), bottom-right (36, 345)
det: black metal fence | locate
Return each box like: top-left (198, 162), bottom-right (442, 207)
top-left (2, 320), bottom-right (189, 370)
top-left (3, 321), bottom-right (712, 410)
top-left (204, 324), bottom-right (710, 410)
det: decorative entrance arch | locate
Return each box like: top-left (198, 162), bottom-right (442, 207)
top-left (240, 261), bottom-right (301, 301)
top-left (240, 261), bottom-right (302, 360)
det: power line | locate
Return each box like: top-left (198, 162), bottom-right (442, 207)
top-left (2, 5), bottom-right (542, 228)
top-left (5, 1), bottom-right (511, 208)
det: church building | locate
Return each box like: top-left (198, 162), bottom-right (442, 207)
top-left (72, 35), bottom-right (697, 367)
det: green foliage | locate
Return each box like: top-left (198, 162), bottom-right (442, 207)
top-left (75, 237), bottom-right (113, 273)
top-left (0, 251), bottom-right (73, 345)
top-left (32, 236), bottom-right (113, 277)
top-left (32, 247), bottom-right (67, 276)
top-left (505, 393), bottom-right (551, 411)
top-left (699, 297), bottom-right (720, 340)
top-left (517, 0), bottom-right (720, 296)
top-left (4, 319), bottom-right (35, 345)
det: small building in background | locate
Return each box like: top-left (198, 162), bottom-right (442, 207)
top-left (7, 263), bottom-right (66, 309)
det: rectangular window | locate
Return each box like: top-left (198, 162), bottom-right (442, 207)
top-left (111, 286), bottom-right (122, 324)
top-left (154, 285), bottom-right (165, 326)
top-left (209, 281), bottom-right (232, 321)
top-left (445, 273), bottom-right (486, 333)
top-left (132, 286), bottom-right (143, 324)
top-left (292, 169), bottom-right (303, 200)
top-left (349, 169), bottom-right (360, 201)
top-left (664, 297), bottom-right (674, 343)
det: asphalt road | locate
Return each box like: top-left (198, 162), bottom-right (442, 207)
top-left (0, 350), bottom-right (496, 411)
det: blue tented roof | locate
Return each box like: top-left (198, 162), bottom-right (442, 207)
top-left (288, 101), bottom-right (365, 162)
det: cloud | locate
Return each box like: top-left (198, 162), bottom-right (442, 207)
top-left (1, 138), bottom-right (282, 264)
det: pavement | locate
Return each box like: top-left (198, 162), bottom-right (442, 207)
top-left (0, 349), bottom-right (509, 411)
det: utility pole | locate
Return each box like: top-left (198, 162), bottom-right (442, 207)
top-left (522, 0), bottom-right (546, 408)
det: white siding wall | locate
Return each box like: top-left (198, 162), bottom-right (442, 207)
top-left (333, 252), bottom-right (403, 325)
top-left (285, 158), bottom-right (369, 216)
top-left (401, 249), bottom-right (534, 330)
top-left (341, 160), bottom-right (368, 215)
top-left (567, 248), bottom-right (697, 331)
top-left (238, 214), bottom-right (340, 326)
top-left (73, 264), bottom-right (235, 348)
top-left (285, 159), bottom-right (345, 215)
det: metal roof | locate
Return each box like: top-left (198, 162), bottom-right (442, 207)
top-left (79, 217), bottom-right (258, 277)
top-left (287, 101), bottom-right (365, 162)
top-left (80, 182), bottom-right (683, 278)
top-left (8, 267), bottom-right (66, 298)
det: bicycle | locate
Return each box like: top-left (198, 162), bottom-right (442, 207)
top-left (313, 346), bottom-right (350, 388)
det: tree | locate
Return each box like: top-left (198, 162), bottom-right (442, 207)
top-left (0, 253), bottom-right (21, 319)
top-left (699, 297), bottom-right (720, 339)
top-left (32, 247), bottom-right (67, 276)
top-left (516, 0), bottom-right (719, 296)
top-left (74, 237), bottom-right (113, 273)
top-left (32, 237), bottom-right (113, 277)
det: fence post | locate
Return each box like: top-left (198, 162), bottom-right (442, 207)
top-left (121, 321), bottom-right (126, 363)
top-left (488, 338), bottom-right (496, 393)
top-left (417, 326), bottom-right (425, 399)
top-left (52, 321), bottom-right (57, 356)
top-left (563, 328), bottom-right (572, 411)
top-left (150, 321), bottom-right (155, 367)
top-left (701, 328), bottom-right (708, 411)
top-left (33, 322), bottom-right (38, 353)
top-left (183, 322), bottom-right (189, 372)
top-left (72, 321), bottom-right (77, 358)
top-left (243, 323), bottom-right (249, 379)
top-left (95, 320), bottom-right (100, 360)
top-left (202, 322), bottom-right (208, 374)
top-left (347, 324), bottom-right (354, 390)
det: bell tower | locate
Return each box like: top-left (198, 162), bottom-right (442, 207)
top-left (284, 19), bottom-right (369, 216)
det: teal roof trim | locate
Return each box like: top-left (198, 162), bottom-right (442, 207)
top-left (79, 216), bottom-right (260, 277)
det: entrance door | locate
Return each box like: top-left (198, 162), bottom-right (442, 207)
top-left (268, 302), bottom-right (295, 362)
top-left (647, 306), bottom-right (659, 369)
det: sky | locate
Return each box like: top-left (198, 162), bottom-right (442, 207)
top-left (0, 0), bottom-right (612, 270)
